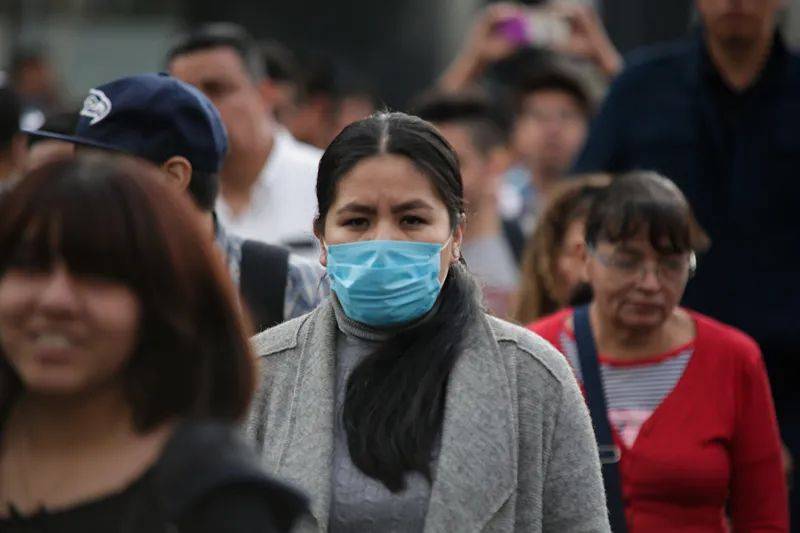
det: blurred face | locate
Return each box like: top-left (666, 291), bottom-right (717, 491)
top-left (283, 94), bottom-right (337, 150)
top-left (435, 123), bottom-right (496, 211)
top-left (553, 218), bottom-right (587, 304)
top-left (696, 0), bottom-right (781, 47)
top-left (511, 90), bottom-right (587, 180)
top-left (16, 60), bottom-right (58, 104)
top-left (334, 95), bottom-right (376, 137)
top-left (0, 261), bottom-right (140, 396)
top-left (319, 154), bottom-right (462, 282)
top-left (169, 47), bottom-right (268, 178)
top-left (586, 231), bottom-right (692, 332)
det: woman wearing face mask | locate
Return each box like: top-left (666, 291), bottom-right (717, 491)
top-left (246, 112), bottom-right (610, 532)
top-left (529, 172), bottom-right (788, 532)
top-left (0, 156), bottom-right (307, 532)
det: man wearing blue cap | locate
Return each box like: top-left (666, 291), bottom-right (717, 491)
top-left (27, 73), bottom-right (326, 331)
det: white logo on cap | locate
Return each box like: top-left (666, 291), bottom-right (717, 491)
top-left (80, 88), bottom-right (112, 125)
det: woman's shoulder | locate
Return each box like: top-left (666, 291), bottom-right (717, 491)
top-left (155, 419), bottom-right (308, 531)
top-left (686, 309), bottom-right (767, 379)
top-left (688, 309), bottom-right (762, 360)
top-left (485, 314), bottom-right (575, 387)
top-left (251, 301), bottom-right (329, 358)
top-left (526, 308), bottom-right (572, 344)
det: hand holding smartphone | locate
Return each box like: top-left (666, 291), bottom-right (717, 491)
top-left (494, 7), bottom-right (570, 48)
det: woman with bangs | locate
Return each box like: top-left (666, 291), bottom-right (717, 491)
top-left (529, 171), bottom-right (788, 532)
top-left (0, 155), bottom-right (307, 532)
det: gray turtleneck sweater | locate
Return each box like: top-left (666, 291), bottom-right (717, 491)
top-left (329, 299), bottom-right (433, 533)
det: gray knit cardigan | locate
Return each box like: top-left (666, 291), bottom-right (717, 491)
top-left (246, 300), bottom-right (611, 533)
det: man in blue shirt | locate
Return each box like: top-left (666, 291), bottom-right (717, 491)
top-left (574, 0), bottom-right (797, 515)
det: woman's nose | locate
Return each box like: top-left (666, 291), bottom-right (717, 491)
top-left (635, 264), bottom-right (663, 291)
top-left (372, 220), bottom-right (404, 241)
top-left (37, 264), bottom-right (81, 316)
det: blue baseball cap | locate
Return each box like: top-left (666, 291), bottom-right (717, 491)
top-left (25, 73), bottom-right (228, 173)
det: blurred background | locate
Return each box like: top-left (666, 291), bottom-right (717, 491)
top-left (4, 0), bottom-right (800, 111)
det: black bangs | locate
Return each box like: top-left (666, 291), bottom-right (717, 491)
top-left (1, 160), bottom-right (144, 288)
top-left (585, 171), bottom-right (708, 254)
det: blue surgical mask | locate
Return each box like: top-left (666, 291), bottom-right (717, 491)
top-left (325, 238), bottom-right (451, 327)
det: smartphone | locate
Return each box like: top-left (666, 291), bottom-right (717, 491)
top-left (495, 8), bottom-right (570, 48)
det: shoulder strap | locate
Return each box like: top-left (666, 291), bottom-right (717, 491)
top-left (501, 218), bottom-right (526, 264)
top-left (240, 240), bottom-right (290, 332)
top-left (573, 305), bottom-right (628, 533)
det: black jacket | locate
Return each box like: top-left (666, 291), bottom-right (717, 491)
top-left (574, 30), bottom-right (800, 407)
top-left (0, 420), bottom-right (309, 532)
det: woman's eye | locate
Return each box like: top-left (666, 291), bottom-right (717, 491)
top-left (660, 258), bottom-right (685, 272)
top-left (401, 216), bottom-right (425, 226)
top-left (343, 218), bottom-right (368, 228)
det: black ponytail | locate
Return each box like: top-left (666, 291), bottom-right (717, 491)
top-left (316, 112), bottom-right (482, 491)
top-left (342, 262), bottom-right (481, 491)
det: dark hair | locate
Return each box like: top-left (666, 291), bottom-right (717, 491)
top-left (411, 90), bottom-right (509, 156)
top-left (296, 53), bottom-right (339, 103)
top-left (167, 22), bottom-right (265, 82)
top-left (513, 68), bottom-right (593, 119)
top-left (316, 112), bottom-right (481, 491)
top-left (512, 174), bottom-right (610, 324)
top-left (585, 170), bottom-right (710, 254)
top-left (0, 87), bottom-right (21, 151)
top-left (186, 168), bottom-right (220, 211)
top-left (260, 40), bottom-right (299, 83)
top-left (0, 155), bottom-right (255, 429)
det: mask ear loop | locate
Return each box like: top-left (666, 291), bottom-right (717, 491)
top-left (447, 210), bottom-right (466, 262)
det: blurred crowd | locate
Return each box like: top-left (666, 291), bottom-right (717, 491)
top-left (0, 0), bottom-right (797, 532)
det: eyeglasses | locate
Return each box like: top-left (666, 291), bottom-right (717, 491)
top-left (591, 249), bottom-right (696, 284)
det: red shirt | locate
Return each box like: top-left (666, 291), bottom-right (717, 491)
top-left (530, 308), bottom-right (788, 532)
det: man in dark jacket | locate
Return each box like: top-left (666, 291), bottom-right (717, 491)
top-left (574, 0), bottom-right (797, 516)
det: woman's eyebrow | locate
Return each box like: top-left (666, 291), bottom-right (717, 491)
top-left (336, 202), bottom-right (377, 215)
top-left (391, 200), bottom-right (434, 213)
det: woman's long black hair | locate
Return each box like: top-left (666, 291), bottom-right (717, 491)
top-left (315, 112), bottom-right (482, 492)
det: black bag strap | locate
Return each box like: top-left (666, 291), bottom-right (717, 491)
top-left (501, 218), bottom-right (526, 264)
top-left (573, 305), bottom-right (628, 533)
top-left (240, 240), bottom-right (290, 332)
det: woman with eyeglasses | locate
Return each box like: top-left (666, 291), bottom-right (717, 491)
top-left (246, 112), bottom-right (610, 532)
top-left (529, 171), bottom-right (788, 532)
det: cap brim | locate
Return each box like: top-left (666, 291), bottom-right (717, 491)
top-left (23, 128), bottom-right (132, 158)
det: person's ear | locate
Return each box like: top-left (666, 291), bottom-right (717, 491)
top-left (451, 216), bottom-right (465, 263)
top-left (160, 156), bottom-right (192, 192)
